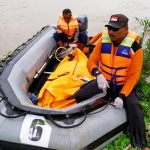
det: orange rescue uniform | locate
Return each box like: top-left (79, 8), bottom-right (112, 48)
top-left (87, 30), bottom-right (143, 97)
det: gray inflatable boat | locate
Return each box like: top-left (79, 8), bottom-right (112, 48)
top-left (0, 15), bottom-right (127, 150)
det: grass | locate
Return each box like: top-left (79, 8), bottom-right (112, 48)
top-left (135, 17), bottom-right (150, 46)
top-left (0, 51), bottom-right (12, 62)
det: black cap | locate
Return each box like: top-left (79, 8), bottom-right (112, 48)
top-left (105, 14), bottom-right (128, 29)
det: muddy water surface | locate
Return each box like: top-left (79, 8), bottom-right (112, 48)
top-left (0, 0), bottom-right (150, 57)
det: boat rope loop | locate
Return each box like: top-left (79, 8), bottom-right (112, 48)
top-left (48, 110), bottom-right (87, 129)
top-left (0, 85), bottom-right (8, 103)
top-left (0, 111), bottom-right (29, 118)
top-left (47, 99), bottom-right (110, 129)
top-left (87, 100), bottom-right (109, 115)
top-left (0, 84), bottom-right (31, 118)
top-left (0, 96), bottom-right (7, 103)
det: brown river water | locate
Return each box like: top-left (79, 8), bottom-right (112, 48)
top-left (0, 0), bottom-right (150, 57)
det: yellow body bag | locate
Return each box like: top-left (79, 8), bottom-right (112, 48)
top-left (38, 48), bottom-right (94, 109)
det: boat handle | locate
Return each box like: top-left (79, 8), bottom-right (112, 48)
top-left (48, 110), bottom-right (87, 128)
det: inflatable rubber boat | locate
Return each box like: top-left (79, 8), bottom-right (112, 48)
top-left (0, 15), bottom-right (127, 150)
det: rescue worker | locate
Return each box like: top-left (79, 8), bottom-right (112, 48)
top-left (53, 9), bottom-right (87, 51)
top-left (74, 14), bottom-right (149, 150)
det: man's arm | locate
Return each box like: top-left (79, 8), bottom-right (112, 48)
top-left (87, 39), bottom-right (102, 75)
top-left (119, 44), bottom-right (143, 99)
top-left (74, 28), bottom-right (79, 38)
top-left (56, 26), bottom-right (62, 33)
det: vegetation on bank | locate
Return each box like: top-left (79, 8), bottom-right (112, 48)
top-left (0, 51), bottom-right (12, 62)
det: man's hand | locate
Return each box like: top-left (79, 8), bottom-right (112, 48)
top-left (96, 74), bottom-right (109, 92)
top-left (56, 29), bottom-right (62, 34)
top-left (73, 36), bottom-right (78, 42)
top-left (114, 97), bottom-right (123, 109)
top-left (78, 22), bottom-right (82, 27)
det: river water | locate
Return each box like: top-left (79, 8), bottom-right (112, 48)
top-left (0, 0), bottom-right (150, 57)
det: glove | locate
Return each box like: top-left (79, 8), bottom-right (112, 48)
top-left (96, 74), bottom-right (109, 92)
top-left (114, 97), bottom-right (123, 109)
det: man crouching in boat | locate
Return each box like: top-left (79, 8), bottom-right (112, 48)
top-left (53, 9), bottom-right (87, 52)
top-left (74, 14), bottom-right (149, 150)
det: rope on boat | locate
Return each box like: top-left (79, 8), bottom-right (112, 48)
top-left (87, 100), bottom-right (110, 115)
top-left (54, 46), bottom-right (67, 62)
top-left (0, 84), bottom-right (30, 118)
top-left (48, 110), bottom-right (87, 128)
top-left (0, 85), bottom-right (8, 102)
top-left (0, 97), bottom-right (112, 127)
top-left (0, 111), bottom-right (29, 118)
top-left (0, 96), bottom-right (7, 103)
top-left (47, 99), bottom-right (111, 129)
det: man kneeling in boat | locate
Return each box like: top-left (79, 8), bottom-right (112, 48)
top-left (53, 9), bottom-right (87, 53)
top-left (74, 14), bottom-right (149, 150)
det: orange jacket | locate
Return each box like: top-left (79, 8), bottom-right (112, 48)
top-left (87, 30), bottom-right (143, 97)
top-left (57, 14), bottom-right (79, 39)
top-left (82, 32), bottom-right (102, 54)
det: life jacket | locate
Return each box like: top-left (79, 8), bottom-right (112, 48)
top-left (38, 48), bottom-right (94, 109)
top-left (100, 30), bottom-right (140, 92)
top-left (82, 32), bottom-right (102, 54)
top-left (57, 14), bottom-right (79, 39)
